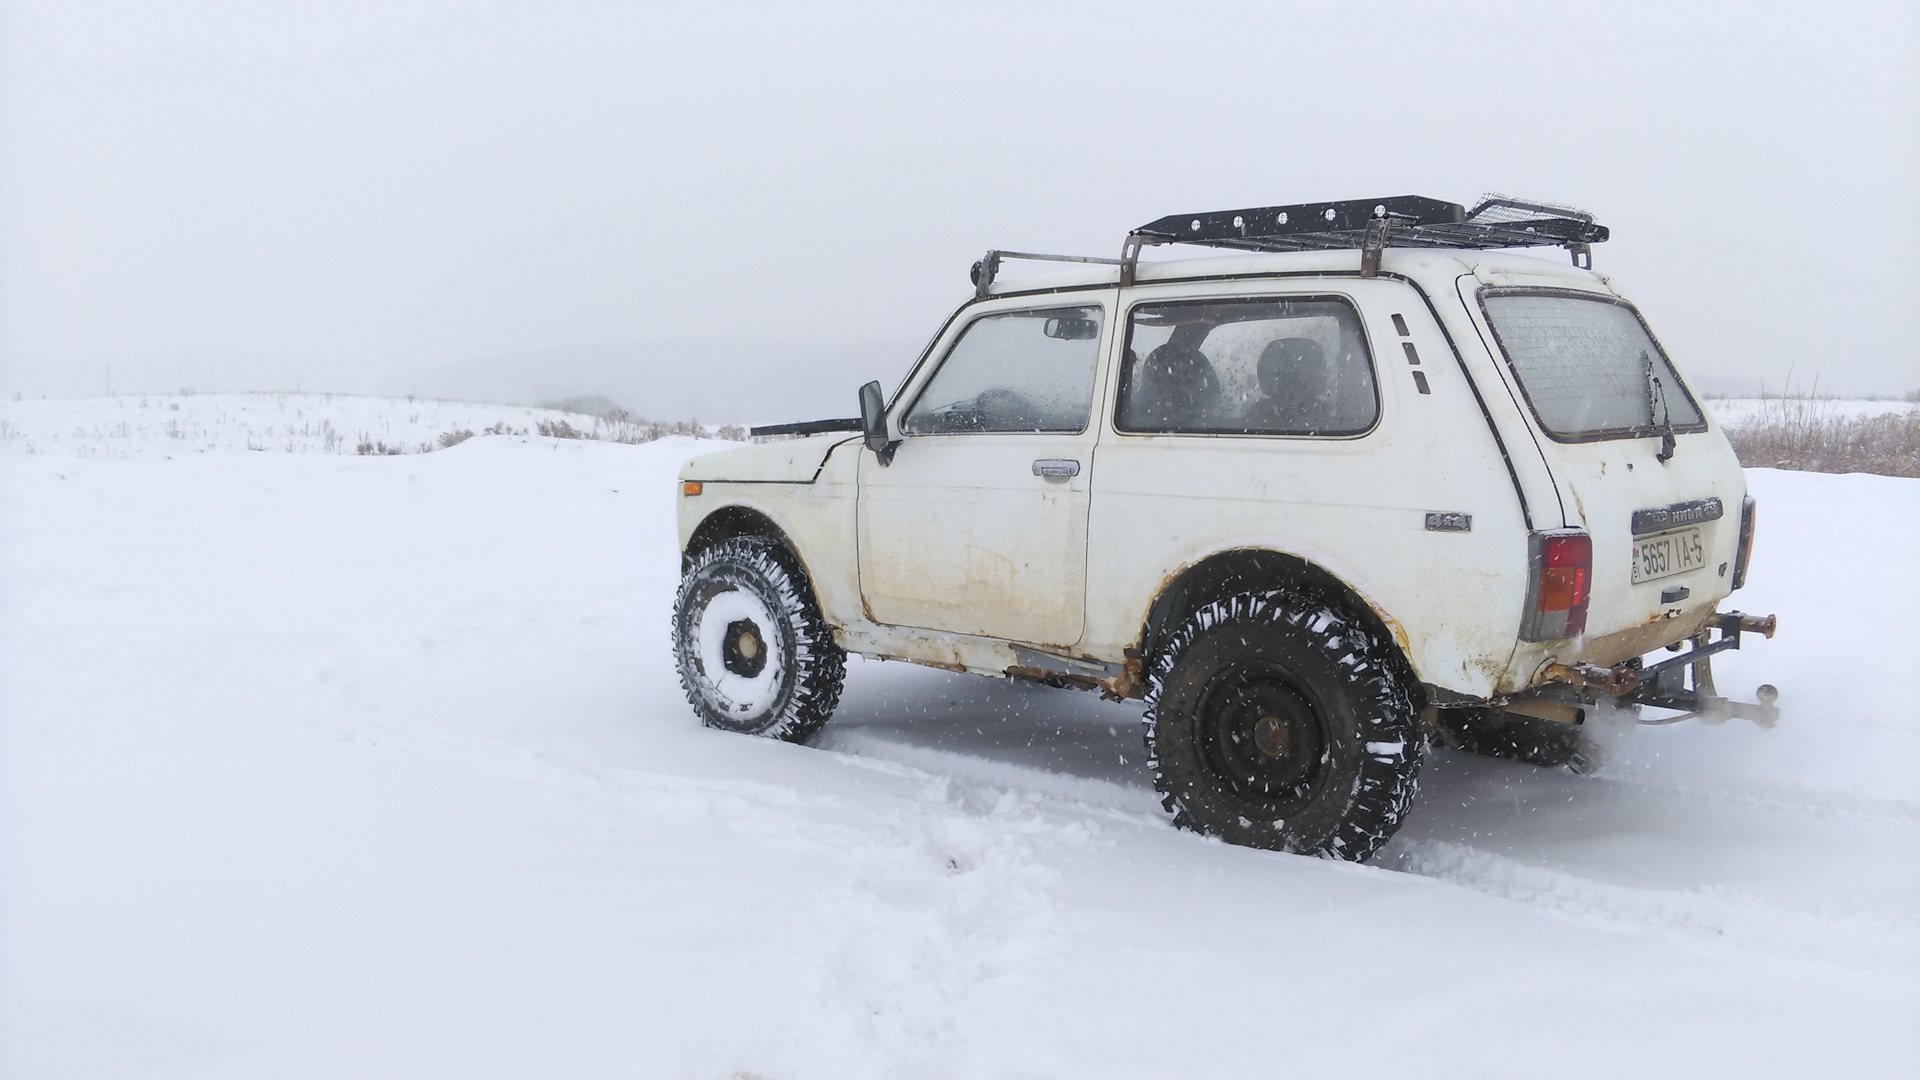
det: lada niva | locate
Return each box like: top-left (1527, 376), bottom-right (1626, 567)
top-left (670, 195), bottom-right (1777, 861)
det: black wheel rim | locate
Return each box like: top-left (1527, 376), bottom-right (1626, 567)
top-left (1194, 661), bottom-right (1329, 815)
top-left (720, 617), bottom-right (769, 678)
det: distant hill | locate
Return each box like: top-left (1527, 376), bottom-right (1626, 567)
top-left (408, 338), bottom-right (925, 426)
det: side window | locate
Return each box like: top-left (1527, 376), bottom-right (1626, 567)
top-left (902, 306), bottom-right (1103, 435)
top-left (1115, 296), bottom-right (1378, 436)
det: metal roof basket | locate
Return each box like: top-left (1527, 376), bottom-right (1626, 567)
top-left (972, 194), bottom-right (1609, 297)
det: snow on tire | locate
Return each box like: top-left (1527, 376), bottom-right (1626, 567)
top-left (1143, 589), bottom-right (1423, 862)
top-left (672, 536), bottom-right (846, 742)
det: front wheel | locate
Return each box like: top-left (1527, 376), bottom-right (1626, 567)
top-left (672, 536), bottom-right (846, 742)
top-left (1144, 590), bottom-right (1423, 861)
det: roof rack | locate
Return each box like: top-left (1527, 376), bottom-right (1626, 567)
top-left (968, 196), bottom-right (1607, 296)
top-left (1121, 194), bottom-right (1608, 282)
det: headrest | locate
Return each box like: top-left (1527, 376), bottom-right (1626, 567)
top-left (1257, 338), bottom-right (1326, 394)
top-left (1143, 343), bottom-right (1221, 401)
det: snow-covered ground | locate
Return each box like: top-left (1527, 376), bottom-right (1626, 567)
top-left (2, 395), bottom-right (1916, 1078)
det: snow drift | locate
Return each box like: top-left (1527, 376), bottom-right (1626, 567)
top-left (1, 395), bottom-right (1915, 1078)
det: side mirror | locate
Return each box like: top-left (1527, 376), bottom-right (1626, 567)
top-left (858, 380), bottom-right (893, 461)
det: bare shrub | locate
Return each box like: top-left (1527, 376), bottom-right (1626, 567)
top-left (1722, 398), bottom-right (1920, 477)
top-left (533, 395), bottom-right (745, 444)
top-left (366, 404), bottom-right (742, 455)
top-left (592, 410), bottom-right (703, 444)
top-left (536, 418), bottom-right (585, 439)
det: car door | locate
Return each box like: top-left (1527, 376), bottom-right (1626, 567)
top-left (856, 294), bottom-right (1115, 649)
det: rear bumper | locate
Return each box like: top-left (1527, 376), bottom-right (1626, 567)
top-left (1542, 610), bottom-right (1775, 697)
top-left (1536, 610), bottom-right (1780, 726)
top-left (1559, 607), bottom-right (1721, 671)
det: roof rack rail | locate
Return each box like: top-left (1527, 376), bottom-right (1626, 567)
top-left (970, 249), bottom-right (1124, 300)
top-left (1120, 194), bottom-right (1609, 282)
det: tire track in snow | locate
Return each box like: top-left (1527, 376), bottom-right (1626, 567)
top-left (814, 728), bottom-right (1167, 822)
top-left (305, 692), bottom-right (1089, 1078)
top-left (1384, 837), bottom-right (1920, 978)
top-left (826, 728), bottom-right (1920, 981)
top-left (317, 655), bottom-right (1920, 992)
top-left (1588, 772), bottom-right (1920, 825)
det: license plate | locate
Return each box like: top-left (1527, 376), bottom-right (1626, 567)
top-left (1631, 527), bottom-right (1705, 585)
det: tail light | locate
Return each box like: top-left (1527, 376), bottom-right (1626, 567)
top-left (1521, 530), bottom-right (1592, 641)
top-left (1731, 496), bottom-right (1757, 590)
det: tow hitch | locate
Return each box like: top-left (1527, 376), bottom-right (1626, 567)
top-left (1545, 611), bottom-right (1780, 727)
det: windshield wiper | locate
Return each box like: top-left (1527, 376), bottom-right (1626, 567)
top-left (1643, 350), bottom-right (1677, 464)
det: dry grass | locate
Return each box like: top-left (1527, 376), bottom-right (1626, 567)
top-left (365, 408), bottom-right (748, 455)
top-left (1720, 396), bottom-right (1920, 478)
top-left (536, 397), bottom-right (746, 444)
top-left (528, 411), bottom-right (746, 445)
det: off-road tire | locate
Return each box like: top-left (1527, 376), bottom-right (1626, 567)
top-left (1143, 589), bottom-right (1423, 861)
top-left (1435, 707), bottom-right (1584, 770)
top-left (672, 536), bottom-right (846, 742)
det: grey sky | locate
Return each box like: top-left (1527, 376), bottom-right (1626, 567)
top-left (2, 0), bottom-right (1915, 410)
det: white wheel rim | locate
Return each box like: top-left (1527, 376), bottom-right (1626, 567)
top-left (695, 587), bottom-right (785, 717)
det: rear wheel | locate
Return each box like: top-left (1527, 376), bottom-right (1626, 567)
top-left (1144, 590), bottom-right (1423, 861)
top-left (672, 536), bottom-right (845, 742)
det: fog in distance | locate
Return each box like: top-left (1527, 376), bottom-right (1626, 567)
top-left (2, 1), bottom-right (1915, 423)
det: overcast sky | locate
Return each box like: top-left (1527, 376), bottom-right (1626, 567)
top-left (2, 0), bottom-right (1915, 404)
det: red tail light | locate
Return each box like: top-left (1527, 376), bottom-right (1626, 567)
top-left (1522, 530), bottom-right (1592, 641)
top-left (1731, 496), bottom-right (1757, 590)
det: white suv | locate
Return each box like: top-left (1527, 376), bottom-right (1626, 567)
top-left (671, 195), bottom-right (1776, 862)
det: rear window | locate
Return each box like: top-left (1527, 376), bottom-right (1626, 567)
top-left (1481, 291), bottom-right (1704, 440)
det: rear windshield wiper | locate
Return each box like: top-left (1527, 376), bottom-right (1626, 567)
top-left (1643, 350), bottom-right (1677, 464)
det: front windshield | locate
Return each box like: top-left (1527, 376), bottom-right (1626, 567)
top-left (1481, 291), bottom-right (1704, 440)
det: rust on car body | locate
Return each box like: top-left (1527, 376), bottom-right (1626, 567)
top-left (876, 654), bottom-right (968, 674)
top-left (1542, 660), bottom-right (1641, 697)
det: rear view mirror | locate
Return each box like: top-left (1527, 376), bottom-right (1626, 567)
top-left (1044, 316), bottom-right (1100, 341)
top-left (858, 380), bottom-right (889, 454)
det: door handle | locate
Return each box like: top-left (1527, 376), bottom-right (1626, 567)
top-left (1032, 458), bottom-right (1080, 478)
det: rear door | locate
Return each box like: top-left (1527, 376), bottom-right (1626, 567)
top-left (1466, 282), bottom-right (1747, 637)
top-left (856, 294), bottom-right (1116, 649)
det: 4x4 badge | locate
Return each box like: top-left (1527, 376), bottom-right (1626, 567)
top-left (1425, 512), bottom-right (1473, 532)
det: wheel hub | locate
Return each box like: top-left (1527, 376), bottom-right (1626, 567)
top-left (1252, 715), bottom-right (1290, 757)
top-left (721, 618), bottom-right (768, 678)
top-left (1199, 669), bottom-right (1326, 811)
